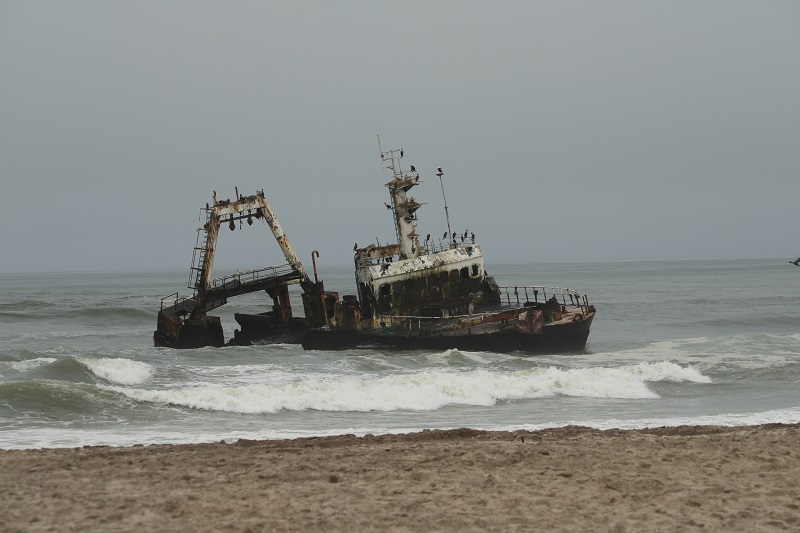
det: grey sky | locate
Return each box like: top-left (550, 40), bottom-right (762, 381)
top-left (1, 1), bottom-right (798, 274)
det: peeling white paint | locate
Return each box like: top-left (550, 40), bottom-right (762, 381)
top-left (357, 245), bottom-right (485, 294)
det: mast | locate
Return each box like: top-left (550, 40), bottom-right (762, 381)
top-left (379, 142), bottom-right (422, 259)
top-left (436, 167), bottom-right (453, 246)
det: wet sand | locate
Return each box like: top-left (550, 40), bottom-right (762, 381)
top-left (2, 424), bottom-right (799, 532)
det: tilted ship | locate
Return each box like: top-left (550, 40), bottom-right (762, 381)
top-left (154, 145), bottom-right (595, 353)
top-left (301, 143), bottom-right (595, 352)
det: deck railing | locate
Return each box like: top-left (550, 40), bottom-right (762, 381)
top-left (424, 237), bottom-right (476, 254)
top-left (208, 264), bottom-right (295, 290)
top-left (161, 264), bottom-right (297, 320)
top-left (375, 306), bottom-right (539, 337)
top-left (158, 292), bottom-right (194, 323)
top-left (496, 285), bottom-right (590, 314)
top-left (356, 239), bottom-right (478, 267)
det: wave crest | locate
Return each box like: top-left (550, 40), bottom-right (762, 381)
top-left (108, 361), bottom-right (710, 414)
top-left (78, 357), bottom-right (153, 385)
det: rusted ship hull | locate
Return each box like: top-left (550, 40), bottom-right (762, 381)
top-left (154, 316), bottom-right (225, 349)
top-left (228, 312), bottom-right (308, 346)
top-left (303, 310), bottom-right (594, 353)
top-left (156, 145), bottom-right (598, 353)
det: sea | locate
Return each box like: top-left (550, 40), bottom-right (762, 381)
top-left (1, 258), bottom-right (799, 450)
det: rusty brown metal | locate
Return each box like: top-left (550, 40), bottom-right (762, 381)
top-left (354, 243), bottom-right (401, 260)
top-left (257, 196), bottom-right (313, 293)
top-left (300, 144), bottom-right (596, 353)
top-left (155, 188), bottom-right (324, 348)
top-left (311, 250), bottom-right (320, 284)
top-left (192, 211), bottom-right (220, 320)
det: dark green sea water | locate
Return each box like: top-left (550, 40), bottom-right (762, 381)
top-left (1, 258), bottom-right (799, 449)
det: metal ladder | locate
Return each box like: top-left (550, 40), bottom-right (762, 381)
top-left (187, 209), bottom-right (212, 292)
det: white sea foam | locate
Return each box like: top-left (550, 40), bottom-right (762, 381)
top-left (501, 406), bottom-right (800, 433)
top-left (419, 348), bottom-right (509, 367)
top-left (1, 357), bottom-right (57, 374)
top-left (584, 334), bottom-right (799, 371)
top-left (6, 404), bottom-right (798, 451)
top-left (79, 357), bottom-right (154, 385)
top-left (188, 364), bottom-right (297, 384)
top-left (107, 361), bottom-right (710, 414)
top-left (618, 361), bottom-right (711, 383)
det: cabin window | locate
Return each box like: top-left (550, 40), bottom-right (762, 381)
top-left (460, 267), bottom-right (469, 279)
top-left (439, 271), bottom-right (448, 284)
top-left (428, 273), bottom-right (438, 286)
top-left (471, 264), bottom-right (479, 277)
top-left (450, 270), bottom-right (459, 283)
top-left (379, 284), bottom-right (390, 298)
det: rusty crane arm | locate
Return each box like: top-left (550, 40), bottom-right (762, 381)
top-left (199, 190), bottom-right (312, 289)
top-left (256, 192), bottom-right (313, 293)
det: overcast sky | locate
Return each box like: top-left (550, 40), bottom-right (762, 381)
top-left (1, 1), bottom-right (798, 274)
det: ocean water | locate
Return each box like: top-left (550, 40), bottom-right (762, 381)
top-left (1, 258), bottom-right (799, 450)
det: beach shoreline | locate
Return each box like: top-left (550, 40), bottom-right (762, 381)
top-left (2, 423), bottom-right (799, 531)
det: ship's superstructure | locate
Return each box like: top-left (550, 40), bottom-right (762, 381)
top-left (302, 143), bottom-right (595, 352)
top-left (353, 146), bottom-right (496, 321)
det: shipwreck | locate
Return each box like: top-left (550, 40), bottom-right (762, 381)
top-left (155, 145), bottom-right (595, 353)
top-left (154, 189), bottom-right (337, 349)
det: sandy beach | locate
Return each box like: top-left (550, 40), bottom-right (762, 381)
top-left (2, 424), bottom-right (799, 532)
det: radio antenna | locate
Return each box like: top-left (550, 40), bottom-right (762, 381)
top-left (436, 167), bottom-right (453, 245)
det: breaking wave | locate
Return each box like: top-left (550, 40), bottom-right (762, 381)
top-left (0, 355), bottom-right (154, 386)
top-left (0, 357), bottom-right (57, 375)
top-left (77, 357), bottom-right (154, 386)
top-left (108, 361), bottom-right (710, 414)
